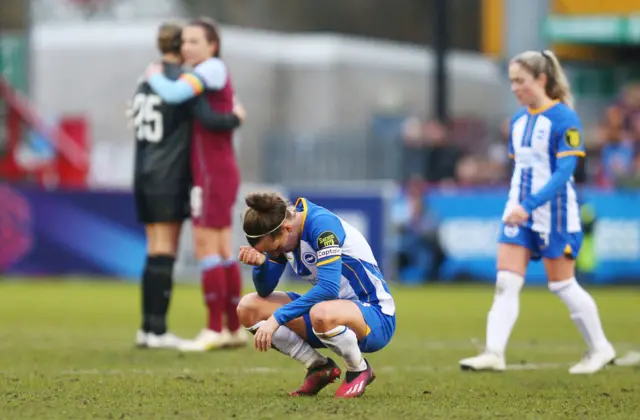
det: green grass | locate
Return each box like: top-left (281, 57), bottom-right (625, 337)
top-left (0, 280), bottom-right (638, 419)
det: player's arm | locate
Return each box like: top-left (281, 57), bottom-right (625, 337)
top-left (508, 127), bottom-right (515, 160)
top-left (253, 254), bottom-right (287, 297)
top-left (147, 58), bottom-right (227, 104)
top-left (272, 216), bottom-right (346, 326)
top-left (190, 96), bottom-right (241, 131)
top-left (521, 117), bottom-right (585, 213)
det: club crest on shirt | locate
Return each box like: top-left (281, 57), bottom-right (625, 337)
top-left (302, 252), bottom-right (317, 265)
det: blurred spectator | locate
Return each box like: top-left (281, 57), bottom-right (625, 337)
top-left (455, 118), bottom-right (509, 187)
top-left (593, 100), bottom-right (638, 188)
top-left (423, 120), bottom-right (461, 185)
top-left (487, 118), bottom-right (511, 172)
top-left (400, 116), bottom-right (426, 181)
top-left (399, 117), bottom-right (462, 185)
top-left (615, 84), bottom-right (640, 130)
top-left (598, 122), bottom-right (635, 187)
top-left (391, 175), bottom-right (445, 282)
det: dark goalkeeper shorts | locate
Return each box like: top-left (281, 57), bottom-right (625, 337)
top-left (134, 190), bottom-right (190, 224)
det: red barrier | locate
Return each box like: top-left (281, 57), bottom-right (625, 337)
top-left (0, 75), bottom-right (90, 188)
top-left (57, 117), bottom-right (89, 187)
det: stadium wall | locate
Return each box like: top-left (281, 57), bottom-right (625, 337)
top-left (1, 182), bottom-right (638, 285)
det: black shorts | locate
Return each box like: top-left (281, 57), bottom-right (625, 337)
top-left (134, 190), bottom-right (190, 224)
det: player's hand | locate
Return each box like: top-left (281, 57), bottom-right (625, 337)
top-left (254, 316), bottom-right (279, 352)
top-left (145, 62), bottom-right (163, 79)
top-left (505, 204), bottom-right (529, 226)
top-left (238, 246), bottom-right (266, 267)
top-left (233, 101), bottom-right (246, 124)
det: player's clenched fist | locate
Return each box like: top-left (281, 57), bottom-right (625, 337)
top-left (238, 246), bottom-right (266, 267)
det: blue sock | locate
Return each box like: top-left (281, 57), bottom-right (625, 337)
top-left (200, 255), bottom-right (223, 271)
top-left (222, 257), bottom-right (236, 267)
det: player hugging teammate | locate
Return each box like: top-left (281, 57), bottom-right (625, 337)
top-left (144, 18), bottom-right (247, 351)
top-left (132, 21), bottom-right (245, 350)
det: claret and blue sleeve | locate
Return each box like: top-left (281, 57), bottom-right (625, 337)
top-left (148, 58), bottom-right (227, 104)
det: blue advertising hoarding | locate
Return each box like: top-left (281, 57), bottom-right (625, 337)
top-left (0, 184), bottom-right (146, 278)
top-left (1, 183), bottom-right (639, 285)
top-left (428, 187), bottom-right (640, 284)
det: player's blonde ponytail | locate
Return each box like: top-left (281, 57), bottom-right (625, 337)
top-left (511, 50), bottom-right (575, 109)
top-left (542, 50), bottom-right (574, 109)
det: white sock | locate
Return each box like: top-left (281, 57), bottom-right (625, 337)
top-left (485, 271), bottom-right (524, 356)
top-left (548, 278), bottom-right (611, 352)
top-left (247, 321), bottom-right (327, 369)
top-left (314, 326), bottom-right (367, 372)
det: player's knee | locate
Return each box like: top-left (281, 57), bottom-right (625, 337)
top-left (236, 293), bottom-right (264, 327)
top-left (495, 271), bottom-right (525, 295)
top-left (148, 240), bottom-right (178, 257)
top-left (309, 302), bottom-right (338, 332)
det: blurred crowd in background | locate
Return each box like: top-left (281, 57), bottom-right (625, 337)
top-left (392, 82), bottom-right (640, 281)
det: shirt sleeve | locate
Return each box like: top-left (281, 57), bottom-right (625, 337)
top-left (192, 58), bottom-right (228, 90)
top-left (190, 96), bottom-right (241, 131)
top-left (555, 112), bottom-right (586, 159)
top-left (521, 155), bottom-right (578, 213)
top-left (252, 254), bottom-right (287, 298)
top-left (508, 125), bottom-right (515, 160)
top-left (148, 72), bottom-right (205, 104)
top-left (521, 112), bottom-right (584, 213)
top-left (272, 214), bottom-right (346, 325)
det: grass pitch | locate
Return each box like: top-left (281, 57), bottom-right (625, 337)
top-left (0, 280), bottom-right (638, 419)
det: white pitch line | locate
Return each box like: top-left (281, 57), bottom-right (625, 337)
top-left (51, 363), bottom-right (571, 377)
top-left (0, 339), bottom-right (636, 353)
top-left (7, 358), bottom-right (636, 377)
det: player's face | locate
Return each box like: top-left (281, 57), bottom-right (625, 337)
top-left (509, 62), bottom-right (544, 107)
top-left (181, 26), bottom-right (218, 66)
top-left (254, 224), bottom-right (296, 258)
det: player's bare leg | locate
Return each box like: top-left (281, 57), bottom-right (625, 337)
top-left (460, 243), bottom-right (529, 371)
top-left (309, 300), bottom-right (375, 398)
top-left (179, 227), bottom-right (228, 351)
top-left (544, 257), bottom-right (615, 374)
top-left (137, 222), bottom-right (185, 349)
top-left (218, 226), bottom-right (246, 348)
top-left (237, 292), bottom-right (340, 396)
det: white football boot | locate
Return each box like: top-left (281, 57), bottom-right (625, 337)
top-left (569, 346), bottom-right (616, 374)
top-left (459, 351), bottom-right (507, 372)
top-left (614, 351), bottom-right (640, 367)
top-left (146, 332), bottom-right (186, 350)
top-left (134, 330), bottom-right (148, 348)
top-left (178, 329), bottom-right (227, 352)
top-left (223, 328), bottom-right (249, 348)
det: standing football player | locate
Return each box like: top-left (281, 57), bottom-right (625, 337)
top-left (459, 50), bottom-right (615, 374)
top-left (132, 22), bottom-right (245, 349)
top-left (145, 18), bottom-right (247, 351)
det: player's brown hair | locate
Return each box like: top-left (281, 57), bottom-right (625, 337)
top-left (188, 17), bottom-right (222, 57)
top-left (243, 192), bottom-right (292, 247)
top-left (511, 50), bottom-right (574, 109)
top-left (157, 22), bottom-right (183, 55)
